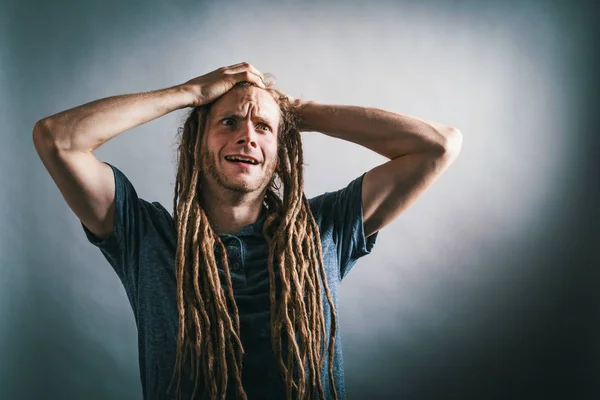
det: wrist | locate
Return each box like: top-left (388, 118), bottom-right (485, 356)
top-left (296, 99), bottom-right (314, 132)
top-left (171, 84), bottom-right (197, 109)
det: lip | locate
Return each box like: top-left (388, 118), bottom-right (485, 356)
top-left (227, 161), bottom-right (256, 170)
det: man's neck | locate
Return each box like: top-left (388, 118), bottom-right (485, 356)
top-left (199, 187), bottom-right (265, 235)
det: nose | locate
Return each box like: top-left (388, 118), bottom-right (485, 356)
top-left (236, 120), bottom-right (258, 148)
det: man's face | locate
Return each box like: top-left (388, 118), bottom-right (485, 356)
top-left (199, 86), bottom-right (281, 195)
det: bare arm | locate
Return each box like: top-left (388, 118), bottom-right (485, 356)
top-left (34, 85), bottom-right (194, 152)
top-left (295, 100), bottom-right (462, 238)
top-left (32, 85), bottom-right (194, 240)
top-left (33, 62), bottom-right (266, 241)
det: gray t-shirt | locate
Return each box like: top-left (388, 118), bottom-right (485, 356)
top-left (81, 162), bottom-right (378, 399)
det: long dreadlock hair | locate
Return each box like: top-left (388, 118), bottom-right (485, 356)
top-left (167, 80), bottom-right (338, 400)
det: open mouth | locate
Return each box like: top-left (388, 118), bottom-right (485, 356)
top-left (224, 155), bottom-right (260, 168)
top-left (225, 156), bottom-right (259, 165)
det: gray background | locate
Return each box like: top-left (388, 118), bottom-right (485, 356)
top-left (1, 0), bottom-right (598, 398)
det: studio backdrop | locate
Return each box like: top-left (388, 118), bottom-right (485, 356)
top-left (1, 0), bottom-right (598, 399)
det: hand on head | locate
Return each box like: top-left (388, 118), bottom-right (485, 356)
top-left (181, 62), bottom-right (267, 107)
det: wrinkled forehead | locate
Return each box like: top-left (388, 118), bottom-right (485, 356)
top-left (210, 86), bottom-right (281, 128)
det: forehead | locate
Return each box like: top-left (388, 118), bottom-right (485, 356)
top-left (210, 86), bottom-right (281, 127)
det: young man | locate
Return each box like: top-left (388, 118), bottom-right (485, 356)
top-left (33, 62), bottom-right (462, 400)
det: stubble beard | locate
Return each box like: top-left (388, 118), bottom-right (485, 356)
top-left (201, 149), bottom-right (278, 194)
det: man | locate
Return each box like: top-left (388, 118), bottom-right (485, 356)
top-left (33, 62), bottom-right (462, 399)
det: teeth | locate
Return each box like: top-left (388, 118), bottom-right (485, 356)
top-left (225, 156), bottom-right (258, 164)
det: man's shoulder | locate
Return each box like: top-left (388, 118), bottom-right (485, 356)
top-left (306, 173), bottom-right (367, 210)
top-left (105, 161), bottom-right (175, 230)
top-left (305, 173), bottom-right (367, 233)
top-left (146, 200), bottom-right (175, 229)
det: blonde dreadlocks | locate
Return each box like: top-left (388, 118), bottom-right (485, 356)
top-left (168, 80), bottom-right (338, 400)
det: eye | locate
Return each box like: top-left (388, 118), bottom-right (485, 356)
top-left (221, 118), bottom-right (235, 126)
top-left (258, 123), bottom-right (272, 132)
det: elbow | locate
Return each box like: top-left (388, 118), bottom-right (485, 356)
top-left (32, 118), bottom-right (56, 142)
top-left (32, 119), bottom-right (59, 157)
top-left (33, 118), bottom-right (72, 152)
top-left (439, 126), bottom-right (463, 158)
top-left (32, 119), bottom-right (52, 145)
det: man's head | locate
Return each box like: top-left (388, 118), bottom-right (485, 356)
top-left (199, 83), bottom-right (282, 195)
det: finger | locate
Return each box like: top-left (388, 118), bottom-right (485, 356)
top-left (245, 64), bottom-right (265, 82)
top-left (223, 61), bottom-right (249, 71)
top-left (231, 71), bottom-right (265, 89)
top-left (226, 63), bottom-right (265, 82)
top-left (224, 62), bottom-right (253, 74)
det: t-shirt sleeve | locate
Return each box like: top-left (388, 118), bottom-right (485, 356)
top-left (309, 172), bottom-right (379, 281)
top-left (80, 162), bottom-right (143, 307)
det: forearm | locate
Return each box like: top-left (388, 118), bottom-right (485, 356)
top-left (33, 84), bottom-right (194, 152)
top-left (297, 100), bottom-right (456, 160)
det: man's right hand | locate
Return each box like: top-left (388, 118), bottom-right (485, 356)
top-left (180, 62), bottom-right (266, 107)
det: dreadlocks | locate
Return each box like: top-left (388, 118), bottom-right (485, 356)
top-left (167, 80), bottom-right (338, 400)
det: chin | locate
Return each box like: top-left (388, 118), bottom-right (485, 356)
top-left (222, 176), bottom-right (265, 193)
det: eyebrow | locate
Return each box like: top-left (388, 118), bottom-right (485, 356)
top-left (216, 111), bottom-right (276, 127)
